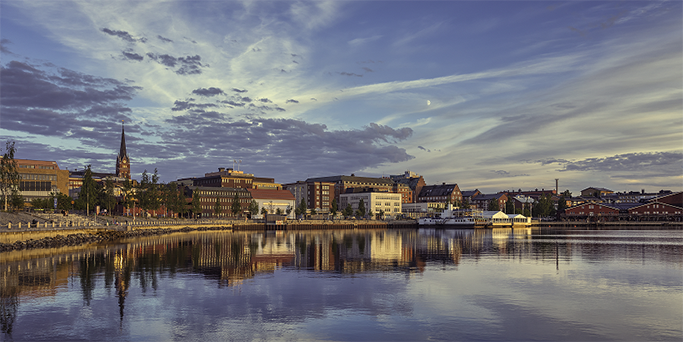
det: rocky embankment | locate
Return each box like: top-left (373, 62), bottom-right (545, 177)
top-left (0, 226), bottom-right (231, 252)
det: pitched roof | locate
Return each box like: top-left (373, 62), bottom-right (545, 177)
top-left (418, 184), bottom-right (459, 197)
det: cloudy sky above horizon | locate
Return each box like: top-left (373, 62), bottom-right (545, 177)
top-left (1, 0), bottom-right (681, 194)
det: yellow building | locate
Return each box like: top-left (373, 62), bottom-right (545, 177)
top-left (16, 159), bottom-right (69, 202)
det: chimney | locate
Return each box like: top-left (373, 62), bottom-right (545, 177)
top-left (642, 189), bottom-right (645, 194)
top-left (218, 167), bottom-right (225, 172)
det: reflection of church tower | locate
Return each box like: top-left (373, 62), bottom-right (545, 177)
top-left (116, 120), bottom-right (130, 179)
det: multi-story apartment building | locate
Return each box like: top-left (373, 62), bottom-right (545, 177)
top-left (417, 183), bottom-right (462, 205)
top-left (282, 180), bottom-right (336, 213)
top-left (186, 186), bottom-right (252, 217)
top-left (339, 188), bottom-right (402, 218)
top-left (302, 174), bottom-right (411, 209)
top-left (389, 170), bottom-right (424, 203)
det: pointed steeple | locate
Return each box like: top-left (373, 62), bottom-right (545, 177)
top-left (118, 120), bottom-right (128, 160)
top-left (116, 120), bottom-right (131, 179)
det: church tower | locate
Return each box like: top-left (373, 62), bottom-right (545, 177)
top-left (116, 120), bottom-right (131, 179)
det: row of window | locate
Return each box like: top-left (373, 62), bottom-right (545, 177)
top-left (20, 173), bottom-right (57, 181)
top-left (19, 165), bottom-right (55, 170)
top-left (19, 181), bottom-right (53, 192)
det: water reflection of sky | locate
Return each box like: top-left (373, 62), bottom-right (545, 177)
top-left (1, 228), bottom-right (681, 341)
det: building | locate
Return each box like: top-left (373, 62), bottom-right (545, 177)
top-left (402, 202), bottom-right (445, 218)
top-left (193, 167), bottom-right (255, 188)
top-left (187, 186), bottom-right (252, 217)
top-left (115, 121), bottom-right (131, 179)
top-left (580, 187), bottom-right (614, 197)
top-left (471, 193), bottom-right (508, 211)
top-left (389, 170), bottom-right (425, 203)
top-left (16, 159), bottom-right (69, 203)
top-left (628, 202), bottom-right (682, 221)
top-left (461, 189), bottom-right (481, 204)
top-left (302, 174), bottom-right (409, 208)
top-left (602, 190), bottom-right (673, 203)
top-left (339, 188), bottom-right (402, 219)
top-left (417, 183), bottom-right (462, 205)
top-left (248, 189), bottom-right (296, 219)
top-left (283, 180), bottom-right (336, 214)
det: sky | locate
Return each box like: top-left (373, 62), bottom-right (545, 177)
top-left (1, 0), bottom-right (681, 195)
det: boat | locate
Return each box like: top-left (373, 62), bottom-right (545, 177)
top-left (418, 204), bottom-right (478, 227)
top-left (418, 205), bottom-right (532, 228)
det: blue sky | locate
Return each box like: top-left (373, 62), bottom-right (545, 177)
top-left (1, 0), bottom-right (681, 194)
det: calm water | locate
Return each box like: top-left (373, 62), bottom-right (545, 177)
top-left (1, 228), bottom-right (681, 341)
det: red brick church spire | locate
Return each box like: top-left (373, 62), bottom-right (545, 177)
top-left (116, 120), bottom-right (131, 179)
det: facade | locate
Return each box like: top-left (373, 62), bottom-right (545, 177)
top-left (471, 193), bottom-right (508, 211)
top-left (187, 186), bottom-right (252, 217)
top-left (16, 159), bottom-right (69, 202)
top-left (253, 177), bottom-right (282, 190)
top-left (283, 180), bottom-right (336, 213)
top-left (653, 191), bottom-right (683, 208)
top-left (389, 170), bottom-right (425, 203)
top-left (628, 202), bottom-right (682, 221)
top-left (417, 183), bottom-right (462, 206)
top-left (339, 189), bottom-right (402, 218)
top-left (193, 168), bottom-right (255, 188)
top-left (304, 174), bottom-right (401, 207)
top-left (248, 189), bottom-right (296, 219)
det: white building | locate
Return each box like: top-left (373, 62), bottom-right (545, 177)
top-left (339, 190), bottom-right (402, 219)
top-left (248, 189), bottom-right (296, 219)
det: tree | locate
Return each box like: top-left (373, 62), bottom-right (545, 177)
top-left (297, 199), bottom-right (307, 218)
top-left (10, 191), bottom-right (24, 211)
top-left (343, 204), bottom-right (353, 218)
top-left (276, 208), bottom-right (282, 215)
top-left (562, 190), bottom-right (572, 198)
top-left (260, 206), bottom-right (268, 217)
top-left (505, 199), bottom-right (515, 214)
top-left (191, 190), bottom-right (202, 219)
top-left (214, 197), bottom-right (222, 217)
top-left (0, 141), bottom-right (19, 211)
top-left (488, 198), bottom-right (499, 211)
top-left (557, 195), bottom-right (568, 216)
top-left (137, 169), bottom-right (161, 216)
top-left (330, 199), bottom-right (338, 218)
top-left (461, 199), bottom-right (470, 210)
top-left (532, 194), bottom-right (556, 218)
top-left (357, 199), bottom-right (366, 218)
top-left (79, 165), bottom-right (99, 216)
top-left (249, 200), bottom-right (260, 218)
top-left (310, 207), bottom-right (317, 216)
top-left (231, 193), bottom-right (241, 217)
top-left (102, 177), bottom-right (116, 215)
top-left (52, 192), bottom-right (72, 211)
top-left (285, 205), bottom-right (292, 217)
top-left (378, 209), bottom-right (385, 220)
top-left (121, 179), bottom-right (135, 216)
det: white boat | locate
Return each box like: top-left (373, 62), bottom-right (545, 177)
top-left (418, 205), bottom-right (479, 227)
top-left (418, 205), bottom-right (531, 228)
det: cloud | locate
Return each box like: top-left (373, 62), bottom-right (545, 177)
top-left (192, 87), bottom-right (225, 97)
top-left (554, 152), bottom-right (683, 173)
top-left (157, 35), bottom-right (173, 43)
top-left (232, 88), bottom-right (248, 93)
top-left (146, 53), bottom-right (207, 75)
top-left (491, 170), bottom-right (530, 177)
top-left (339, 72), bottom-right (362, 77)
top-left (122, 50), bottom-right (144, 62)
top-left (0, 60), bottom-right (140, 150)
top-left (286, 99), bottom-right (299, 104)
top-left (149, 111), bottom-right (414, 182)
top-left (101, 28), bottom-right (146, 43)
top-left (0, 38), bottom-right (12, 54)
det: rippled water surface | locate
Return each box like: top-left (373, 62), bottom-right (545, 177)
top-left (1, 228), bottom-right (681, 341)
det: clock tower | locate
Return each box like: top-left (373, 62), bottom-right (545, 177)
top-left (116, 120), bottom-right (131, 179)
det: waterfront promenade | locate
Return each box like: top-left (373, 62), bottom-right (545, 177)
top-left (0, 211), bottom-right (417, 246)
